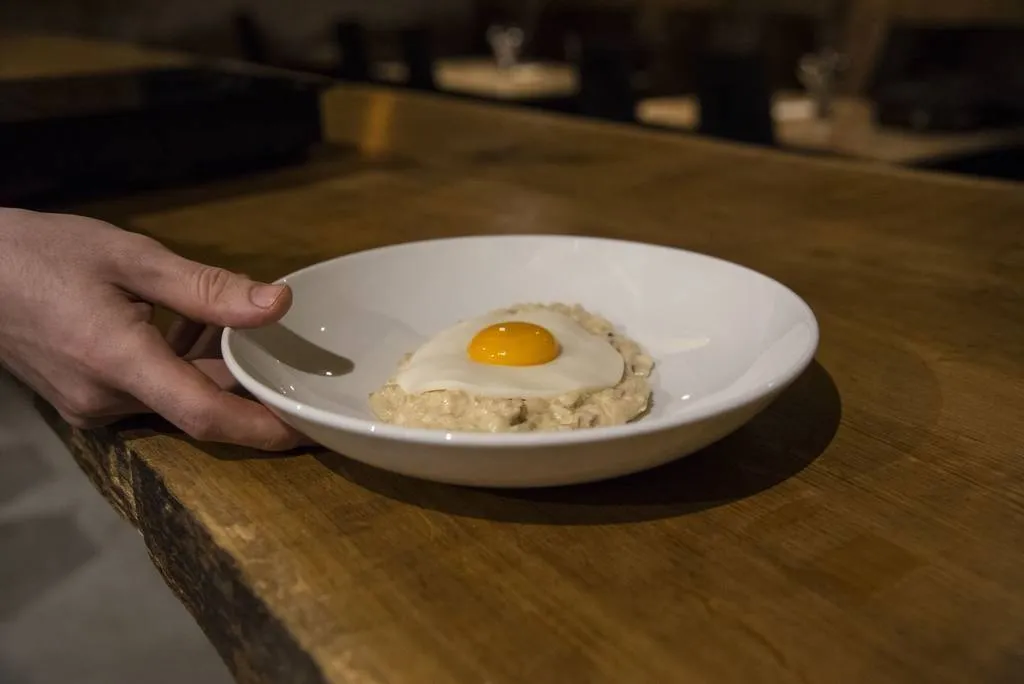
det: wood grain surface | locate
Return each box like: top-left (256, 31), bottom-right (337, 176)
top-left (21, 74), bottom-right (1024, 684)
top-left (0, 34), bottom-right (190, 81)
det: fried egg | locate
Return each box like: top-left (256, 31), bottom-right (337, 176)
top-left (395, 309), bottom-right (625, 398)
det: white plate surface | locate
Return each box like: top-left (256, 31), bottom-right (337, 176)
top-left (223, 235), bottom-right (818, 487)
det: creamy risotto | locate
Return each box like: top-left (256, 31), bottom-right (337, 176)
top-left (369, 303), bottom-right (654, 432)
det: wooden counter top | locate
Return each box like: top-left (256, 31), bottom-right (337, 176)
top-left (23, 76), bottom-right (1024, 684)
top-left (0, 34), bottom-right (191, 80)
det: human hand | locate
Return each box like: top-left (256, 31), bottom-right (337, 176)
top-left (0, 208), bottom-right (304, 450)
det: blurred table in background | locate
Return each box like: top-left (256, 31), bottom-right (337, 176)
top-left (378, 57), bottom-right (579, 101)
top-left (373, 58), bottom-right (654, 108)
top-left (637, 91), bottom-right (1024, 165)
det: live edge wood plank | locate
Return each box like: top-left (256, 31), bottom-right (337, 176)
top-left (30, 82), bottom-right (1024, 684)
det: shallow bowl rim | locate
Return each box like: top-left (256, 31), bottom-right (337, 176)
top-left (221, 234), bottom-right (820, 448)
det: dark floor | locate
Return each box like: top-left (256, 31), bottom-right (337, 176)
top-left (0, 371), bottom-right (231, 684)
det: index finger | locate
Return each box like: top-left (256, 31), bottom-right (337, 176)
top-left (116, 325), bottom-right (304, 451)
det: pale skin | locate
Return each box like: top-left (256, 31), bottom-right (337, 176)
top-left (0, 207), bottom-right (304, 450)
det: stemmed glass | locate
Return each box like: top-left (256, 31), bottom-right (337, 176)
top-left (797, 48), bottom-right (848, 119)
top-left (486, 25), bottom-right (525, 71)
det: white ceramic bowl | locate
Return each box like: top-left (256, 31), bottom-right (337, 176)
top-left (222, 235), bottom-right (818, 487)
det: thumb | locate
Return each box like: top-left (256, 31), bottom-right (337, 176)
top-left (114, 236), bottom-right (292, 328)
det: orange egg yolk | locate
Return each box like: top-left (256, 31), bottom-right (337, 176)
top-left (467, 322), bottom-right (560, 366)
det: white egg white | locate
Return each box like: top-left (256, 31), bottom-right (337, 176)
top-left (395, 309), bottom-right (625, 398)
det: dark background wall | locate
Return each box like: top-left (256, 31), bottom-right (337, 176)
top-left (0, 0), bottom-right (473, 61)
top-left (2, 0), bottom-right (1021, 96)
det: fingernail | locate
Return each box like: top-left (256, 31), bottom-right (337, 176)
top-left (250, 284), bottom-right (285, 308)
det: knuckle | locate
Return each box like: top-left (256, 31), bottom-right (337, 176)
top-left (108, 232), bottom-right (163, 272)
top-left (75, 322), bottom-right (146, 379)
top-left (177, 403), bottom-right (219, 442)
top-left (60, 412), bottom-right (111, 430)
top-left (74, 329), bottom-right (112, 374)
top-left (259, 432), bottom-right (296, 452)
top-left (61, 384), bottom-right (113, 419)
top-left (122, 231), bottom-right (162, 254)
top-left (192, 266), bottom-right (235, 306)
top-left (58, 409), bottom-right (89, 428)
top-left (130, 301), bottom-right (155, 323)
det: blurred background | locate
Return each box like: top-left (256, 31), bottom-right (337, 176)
top-left (0, 0), bottom-right (469, 61)
top-left (3, 0), bottom-right (1024, 197)
top-left (1, 1), bottom-right (1022, 683)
